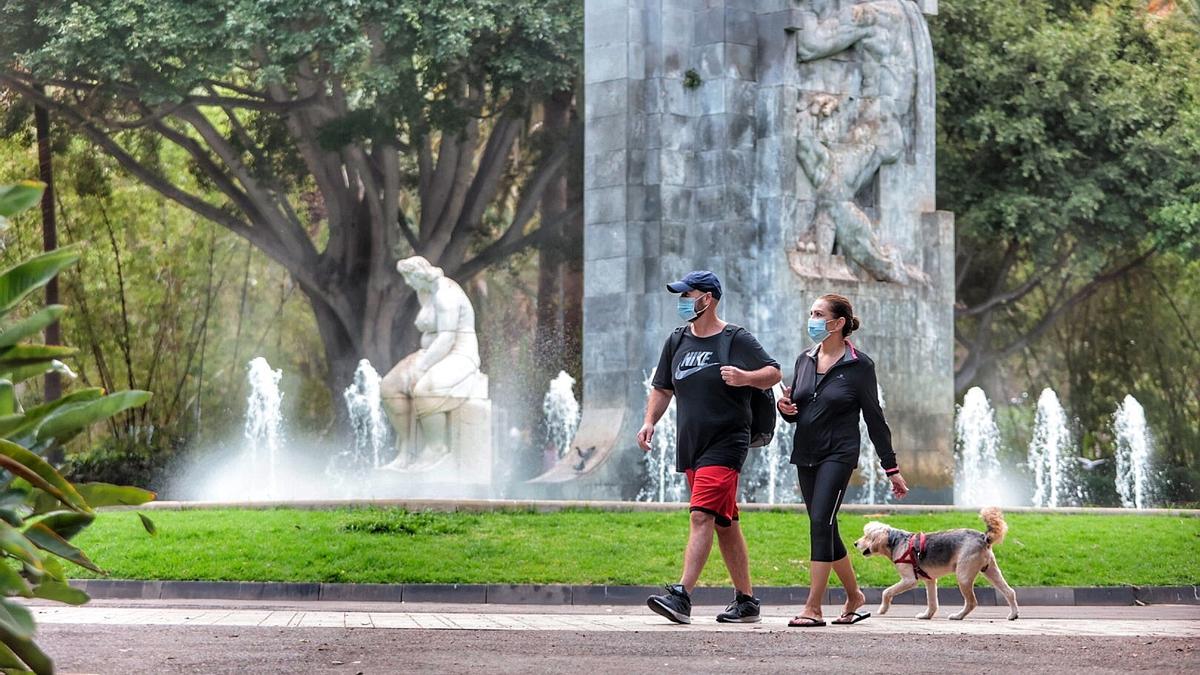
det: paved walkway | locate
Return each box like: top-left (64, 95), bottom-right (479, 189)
top-left (29, 600), bottom-right (1200, 637)
top-left (31, 600), bottom-right (1200, 674)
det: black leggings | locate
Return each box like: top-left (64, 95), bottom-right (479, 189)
top-left (796, 462), bottom-right (855, 562)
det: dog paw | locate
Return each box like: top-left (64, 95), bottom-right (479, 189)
top-left (915, 612), bottom-right (933, 620)
top-left (877, 605), bottom-right (889, 616)
top-left (949, 614), bottom-right (966, 621)
top-left (1008, 613), bottom-right (1018, 621)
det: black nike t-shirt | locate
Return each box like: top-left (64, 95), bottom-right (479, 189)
top-left (651, 325), bottom-right (780, 472)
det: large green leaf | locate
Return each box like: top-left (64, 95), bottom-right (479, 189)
top-left (0, 638), bottom-right (35, 673)
top-left (0, 564), bottom-right (32, 598)
top-left (138, 513), bottom-right (157, 536)
top-left (30, 580), bottom-right (86, 606)
top-left (0, 388), bottom-right (102, 443)
top-left (0, 600), bottom-right (33, 640)
top-left (0, 525), bottom-right (42, 572)
top-left (34, 390), bottom-right (151, 446)
top-left (24, 523), bottom-right (101, 573)
top-left (0, 306), bottom-right (66, 349)
top-left (0, 440), bottom-right (90, 513)
top-left (76, 483), bottom-right (155, 509)
top-left (0, 182), bottom-right (43, 219)
top-left (0, 600), bottom-right (53, 674)
top-left (0, 247), bottom-right (80, 320)
top-left (0, 344), bottom-right (77, 368)
top-left (0, 361), bottom-right (68, 386)
top-left (0, 381), bottom-right (12, 417)
top-left (28, 511), bottom-right (93, 541)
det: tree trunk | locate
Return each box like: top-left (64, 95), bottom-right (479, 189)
top-left (34, 93), bottom-right (63, 465)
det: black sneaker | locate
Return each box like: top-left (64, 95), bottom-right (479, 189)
top-left (647, 584), bottom-right (692, 624)
top-left (716, 592), bottom-right (762, 623)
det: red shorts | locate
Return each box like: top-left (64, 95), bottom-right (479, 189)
top-left (685, 466), bottom-right (740, 527)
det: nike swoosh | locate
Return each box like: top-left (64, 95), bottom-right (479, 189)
top-left (674, 362), bottom-right (720, 380)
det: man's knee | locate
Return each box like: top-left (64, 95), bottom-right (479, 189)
top-left (689, 509), bottom-right (717, 529)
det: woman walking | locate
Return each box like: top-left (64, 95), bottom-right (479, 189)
top-left (778, 294), bottom-right (909, 626)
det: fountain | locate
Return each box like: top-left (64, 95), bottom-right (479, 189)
top-left (954, 387), bottom-right (1005, 506)
top-left (856, 385), bottom-right (890, 504)
top-left (739, 408), bottom-right (797, 505)
top-left (1113, 395), bottom-right (1154, 509)
top-left (637, 373), bottom-right (687, 503)
top-left (244, 356), bottom-right (284, 497)
top-left (1028, 388), bottom-right (1080, 508)
top-left (328, 359), bottom-right (391, 484)
top-left (543, 371), bottom-right (581, 460)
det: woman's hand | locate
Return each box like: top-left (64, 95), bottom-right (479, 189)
top-left (890, 472), bottom-right (909, 499)
top-left (777, 385), bottom-right (798, 416)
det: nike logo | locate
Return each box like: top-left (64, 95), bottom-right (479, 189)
top-left (674, 362), bottom-right (720, 380)
top-left (674, 351), bottom-right (719, 380)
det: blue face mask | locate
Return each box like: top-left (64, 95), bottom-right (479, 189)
top-left (807, 317), bottom-right (832, 342)
top-left (677, 295), bottom-right (707, 322)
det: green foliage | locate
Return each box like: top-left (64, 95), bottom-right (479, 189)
top-left (940, 0), bottom-right (1200, 405)
top-left (0, 183), bottom-right (156, 674)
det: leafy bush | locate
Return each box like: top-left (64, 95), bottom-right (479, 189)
top-left (0, 181), bottom-right (156, 674)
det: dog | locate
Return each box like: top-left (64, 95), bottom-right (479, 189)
top-left (853, 507), bottom-right (1019, 621)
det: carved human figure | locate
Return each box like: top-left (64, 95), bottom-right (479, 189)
top-left (788, 0), bottom-right (933, 283)
top-left (379, 256), bottom-right (485, 470)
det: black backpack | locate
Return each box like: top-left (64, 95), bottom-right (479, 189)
top-left (668, 324), bottom-right (777, 448)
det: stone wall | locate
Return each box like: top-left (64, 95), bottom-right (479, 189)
top-left (532, 0), bottom-right (954, 502)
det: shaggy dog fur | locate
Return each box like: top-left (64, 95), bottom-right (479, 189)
top-left (853, 508), bottom-right (1019, 620)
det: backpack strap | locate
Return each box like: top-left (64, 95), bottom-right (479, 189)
top-left (718, 324), bottom-right (743, 366)
top-left (668, 325), bottom-right (687, 361)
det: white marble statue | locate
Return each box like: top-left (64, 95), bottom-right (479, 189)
top-left (380, 256), bottom-right (490, 473)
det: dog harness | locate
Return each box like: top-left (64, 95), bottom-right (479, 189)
top-left (893, 533), bottom-right (931, 580)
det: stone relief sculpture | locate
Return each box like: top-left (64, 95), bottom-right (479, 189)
top-left (380, 256), bottom-right (490, 473)
top-left (788, 0), bottom-right (933, 284)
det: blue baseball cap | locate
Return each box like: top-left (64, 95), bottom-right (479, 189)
top-left (666, 270), bottom-right (722, 300)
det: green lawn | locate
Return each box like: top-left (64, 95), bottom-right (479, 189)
top-left (71, 508), bottom-right (1200, 588)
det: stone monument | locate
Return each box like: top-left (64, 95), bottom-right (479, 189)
top-left (534, 0), bottom-right (953, 501)
top-left (380, 256), bottom-right (493, 484)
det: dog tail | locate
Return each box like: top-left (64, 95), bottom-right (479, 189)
top-left (981, 507), bottom-right (1007, 546)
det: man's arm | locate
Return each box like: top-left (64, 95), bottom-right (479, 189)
top-left (637, 387), bottom-right (675, 451)
top-left (789, 6), bottom-right (876, 62)
top-left (720, 365), bottom-right (782, 389)
top-left (643, 387), bottom-right (674, 426)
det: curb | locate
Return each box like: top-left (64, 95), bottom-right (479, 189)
top-left (68, 580), bottom-right (1200, 607)
top-left (119, 498), bottom-right (1200, 517)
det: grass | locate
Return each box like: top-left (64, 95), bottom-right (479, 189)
top-left (70, 508), bottom-right (1200, 588)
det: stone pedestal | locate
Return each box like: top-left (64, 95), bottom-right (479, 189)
top-left (533, 0), bottom-right (954, 501)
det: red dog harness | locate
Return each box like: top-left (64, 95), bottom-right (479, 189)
top-left (893, 533), bottom-right (931, 580)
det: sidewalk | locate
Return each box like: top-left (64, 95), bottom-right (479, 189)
top-left (29, 598), bottom-right (1200, 637)
top-left (31, 599), bottom-right (1200, 674)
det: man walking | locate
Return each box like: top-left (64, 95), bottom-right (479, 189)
top-left (637, 271), bottom-right (782, 624)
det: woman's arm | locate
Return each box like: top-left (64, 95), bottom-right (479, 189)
top-left (778, 357), bottom-right (802, 423)
top-left (860, 361), bottom-right (898, 474)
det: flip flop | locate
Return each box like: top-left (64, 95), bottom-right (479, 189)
top-left (787, 616), bottom-right (826, 627)
top-left (832, 611), bottom-right (871, 625)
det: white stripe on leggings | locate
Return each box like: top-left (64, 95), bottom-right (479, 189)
top-left (829, 489), bottom-right (844, 526)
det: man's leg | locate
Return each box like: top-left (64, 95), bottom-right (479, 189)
top-left (680, 511), bottom-right (716, 592)
top-left (715, 521), bottom-right (752, 596)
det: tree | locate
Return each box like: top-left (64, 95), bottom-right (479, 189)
top-left (934, 0), bottom-right (1200, 391)
top-left (0, 0), bottom-right (582, 398)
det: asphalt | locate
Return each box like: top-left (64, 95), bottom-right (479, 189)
top-left (26, 599), bottom-right (1200, 674)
